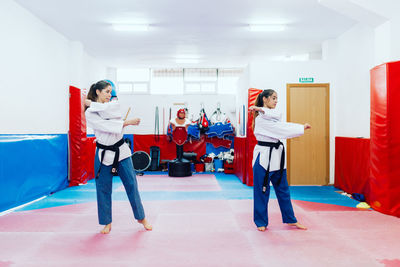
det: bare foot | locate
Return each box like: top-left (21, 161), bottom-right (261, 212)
top-left (100, 223), bottom-right (111, 234)
top-left (257, 226), bottom-right (266, 232)
top-left (288, 222), bottom-right (307, 230)
top-left (138, 219), bottom-right (152, 231)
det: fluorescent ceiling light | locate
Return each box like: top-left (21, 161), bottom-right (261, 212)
top-left (249, 24), bottom-right (286, 32)
top-left (175, 58), bottom-right (200, 64)
top-left (112, 24), bottom-right (149, 31)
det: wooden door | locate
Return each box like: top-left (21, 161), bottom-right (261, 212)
top-left (287, 84), bottom-right (329, 185)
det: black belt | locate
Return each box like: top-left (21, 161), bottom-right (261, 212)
top-left (257, 141), bottom-right (285, 193)
top-left (96, 138), bottom-right (125, 178)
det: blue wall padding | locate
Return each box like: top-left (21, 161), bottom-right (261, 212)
top-left (0, 134), bottom-right (68, 212)
top-left (123, 134), bottom-right (134, 152)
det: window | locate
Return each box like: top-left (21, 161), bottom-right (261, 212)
top-left (116, 68), bottom-right (150, 93)
top-left (184, 68), bottom-right (217, 93)
top-left (184, 68), bottom-right (217, 82)
top-left (117, 68), bottom-right (149, 82)
top-left (115, 67), bottom-right (243, 95)
top-left (218, 69), bottom-right (243, 94)
top-left (185, 82), bottom-right (216, 93)
top-left (118, 83), bottom-right (133, 93)
top-left (185, 83), bottom-right (201, 93)
top-left (150, 68), bottom-right (184, 94)
top-left (133, 83), bottom-right (149, 93)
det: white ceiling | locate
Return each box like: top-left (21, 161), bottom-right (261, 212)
top-left (14, 0), bottom-right (387, 67)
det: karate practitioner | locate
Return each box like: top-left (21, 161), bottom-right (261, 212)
top-left (85, 80), bottom-right (152, 234)
top-left (249, 89), bottom-right (311, 231)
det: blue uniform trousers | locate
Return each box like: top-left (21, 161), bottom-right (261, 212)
top-left (253, 155), bottom-right (297, 227)
top-left (95, 154), bottom-right (145, 225)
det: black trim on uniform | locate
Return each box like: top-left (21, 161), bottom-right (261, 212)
top-left (96, 138), bottom-right (125, 177)
top-left (257, 141), bottom-right (285, 193)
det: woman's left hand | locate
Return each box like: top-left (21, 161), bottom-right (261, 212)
top-left (84, 99), bottom-right (91, 107)
top-left (249, 106), bottom-right (264, 113)
top-left (249, 106), bottom-right (259, 112)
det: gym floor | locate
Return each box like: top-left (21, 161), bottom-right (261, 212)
top-left (0, 173), bottom-right (399, 267)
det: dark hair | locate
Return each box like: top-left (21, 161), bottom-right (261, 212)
top-left (252, 89), bottom-right (276, 130)
top-left (87, 80), bottom-right (111, 102)
top-left (254, 89), bottom-right (275, 107)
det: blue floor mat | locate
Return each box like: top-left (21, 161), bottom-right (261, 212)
top-left (17, 172), bottom-right (359, 211)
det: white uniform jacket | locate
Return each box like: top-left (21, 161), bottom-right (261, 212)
top-left (252, 107), bottom-right (304, 172)
top-left (85, 102), bottom-right (131, 166)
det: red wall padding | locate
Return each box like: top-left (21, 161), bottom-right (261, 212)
top-left (232, 88), bottom-right (262, 186)
top-left (69, 86), bottom-right (95, 186)
top-left (133, 135), bottom-right (206, 161)
top-left (334, 137), bottom-right (370, 200)
top-left (81, 137), bottom-right (96, 181)
top-left (245, 88), bottom-right (263, 186)
top-left (370, 61), bottom-right (400, 217)
top-left (234, 137), bottom-right (246, 183)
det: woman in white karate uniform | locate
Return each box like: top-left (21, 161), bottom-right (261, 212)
top-left (249, 89), bottom-right (311, 231)
top-left (85, 80), bottom-right (152, 234)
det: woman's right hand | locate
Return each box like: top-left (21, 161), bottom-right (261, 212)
top-left (304, 123), bottom-right (311, 130)
top-left (131, 118), bottom-right (141, 125)
top-left (124, 118), bottom-right (141, 127)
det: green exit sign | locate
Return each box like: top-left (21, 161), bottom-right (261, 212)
top-left (299, 77), bottom-right (314, 83)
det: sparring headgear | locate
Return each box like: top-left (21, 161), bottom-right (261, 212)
top-left (111, 88), bottom-right (117, 100)
top-left (177, 108), bottom-right (186, 119)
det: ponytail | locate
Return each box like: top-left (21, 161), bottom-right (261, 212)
top-left (85, 80), bottom-right (111, 110)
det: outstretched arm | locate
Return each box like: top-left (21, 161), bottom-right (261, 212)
top-left (85, 100), bottom-right (122, 119)
top-left (254, 119), bottom-right (311, 139)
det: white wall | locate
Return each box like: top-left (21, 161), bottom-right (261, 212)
top-left (382, 16), bottom-right (400, 61)
top-left (82, 53), bottom-right (107, 92)
top-left (323, 23), bottom-right (375, 138)
top-left (0, 0), bottom-right (106, 134)
top-left (236, 65), bottom-right (250, 136)
top-left (117, 94), bottom-right (236, 135)
top-left (374, 21), bottom-right (391, 65)
top-left (390, 18), bottom-right (400, 61)
top-left (0, 0), bottom-right (69, 134)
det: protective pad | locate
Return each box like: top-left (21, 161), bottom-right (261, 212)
top-left (370, 61), bottom-right (400, 217)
